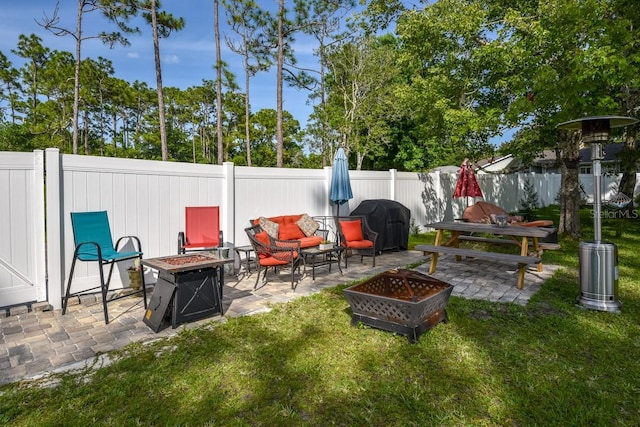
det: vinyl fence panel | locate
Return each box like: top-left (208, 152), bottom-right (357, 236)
top-left (47, 151), bottom-right (225, 309)
top-left (0, 151), bottom-right (46, 307)
top-left (3, 148), bottom-right (639, 310)
top-left (233, 166), bottom-right (328, 247)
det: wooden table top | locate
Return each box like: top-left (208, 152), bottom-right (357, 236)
top-left (427, 221), bottom-right (555, 238)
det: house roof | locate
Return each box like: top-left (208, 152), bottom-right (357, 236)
top-left (476, 154), bottom-right (520, 173)
top-left (534, 150), bottom-right (557, 166)
top-left (431, 165), bottom-right (460, 173)
top-left (478, 144), bottom-right (629, 173)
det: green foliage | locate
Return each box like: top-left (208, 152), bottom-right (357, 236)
top-left (409, 218), bottom-right (421, 236)
top-left (0, 123), bottom-right (33, 151)
top-left (323, 35), bottom-right (401, 169)
top-left (519, 179), bottom-right (540, 221)
top-left (392, 0), bottom-right (502, 167)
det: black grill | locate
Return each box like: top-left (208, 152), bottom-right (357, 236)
top-left (350, 199), bottom-right (411, 252)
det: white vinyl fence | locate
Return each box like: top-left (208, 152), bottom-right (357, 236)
top-left (0, 148), bottom-right (634, 310)
top-left (0, 151), bottom-right (46, 307)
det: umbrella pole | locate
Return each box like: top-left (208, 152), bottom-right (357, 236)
top-left (334, 204), bottom-right (340, 245)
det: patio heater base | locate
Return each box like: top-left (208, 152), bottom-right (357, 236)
top-left (577, 241), bottom-right (621, 313)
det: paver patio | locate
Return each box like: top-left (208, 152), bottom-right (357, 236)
top-left (0, 250), bottom-right (559, 386)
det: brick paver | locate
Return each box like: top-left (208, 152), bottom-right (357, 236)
top-left (0, 250), bottom-right (559, 386)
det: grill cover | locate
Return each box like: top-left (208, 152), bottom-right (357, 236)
top-left (350, 199), bottom-right (411, 252)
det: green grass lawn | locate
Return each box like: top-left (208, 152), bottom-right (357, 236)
top-left (2, 206), bottom-right (640, 426)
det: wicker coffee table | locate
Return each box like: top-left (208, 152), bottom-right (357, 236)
top-left (301, 246), bottom-right (345, 281)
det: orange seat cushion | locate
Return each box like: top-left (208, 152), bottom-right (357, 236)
top-left (340, 220), bottom-right (364, 241)
top-left (346, 240), bottom-right (373, 249)
top-left (298, 236), bottom-right (322, 248)
top-left (272, 251), bottom-right (298, 262)
top-left (259, 256), bottom-right (291, 266)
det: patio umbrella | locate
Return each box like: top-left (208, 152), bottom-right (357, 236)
top-left (329, 147), bottom-right (353, 216)
top-left (452, 158), bottom-right (483, 204)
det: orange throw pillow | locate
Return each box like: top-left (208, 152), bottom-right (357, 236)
top-left (255, 231), bottom-right (271, 246)
top-left (340, 219), bottom-right (363, 241)
top-left (279, 223), bottom-right (305, 240)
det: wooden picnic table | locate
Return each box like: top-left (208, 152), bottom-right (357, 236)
top-left (416, 221), bottom-right (557, 289)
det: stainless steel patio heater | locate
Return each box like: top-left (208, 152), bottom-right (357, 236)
top-left (557, 116), bottom-right (638, 312)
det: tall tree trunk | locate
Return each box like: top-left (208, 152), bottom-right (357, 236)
top-left (9, 89), bottom-right (17, 124)
top-left (151, 0), bottom-right (168, 161)
top-left (72, 0), bottom-right (83, 155)
top-left (83, 109), bottom-right (89, 155)
top-left (31, 67), bottom-right (38, 118)
top-left (192, 113), bottom-right (196, 163)
top-left (276, 0), bottom-right (284, 168)
top-left (319, 41), bottom-right (327, 168)
top-left (215, 0), bottom-right (224, 165)
top-left (618, 131), bottom-right (639, 209)
top-left (244, 50), bottom-right (252, 166)
top-left (98, 91), bottom-right (104, 155)
top-left (558, 132), bottom-right (581, 238)
top-left (112, 112), bottom-right (118, 148)
top-left (201, 127), bottom-right (205, 159)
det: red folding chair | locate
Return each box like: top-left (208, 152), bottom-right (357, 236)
top-left (178, 206), bottom-right (224, 254)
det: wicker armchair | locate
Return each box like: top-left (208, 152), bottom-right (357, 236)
top-left (334, 216), bottom-right (378, 268)
top-left (245, 224), bottom-right (303, 290)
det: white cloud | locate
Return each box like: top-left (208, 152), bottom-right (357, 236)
top-left (127, 52), bottom-right (140, 59)
top-left (164, 54), bottom-right (180, 64)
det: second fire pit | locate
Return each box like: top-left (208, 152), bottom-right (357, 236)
top-left (343, 269), bottom-right (452, 343)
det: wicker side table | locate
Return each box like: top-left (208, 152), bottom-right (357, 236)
top-left (234, 245), bottom-right (257, 275)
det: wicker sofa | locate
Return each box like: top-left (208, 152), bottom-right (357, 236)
top-left (251, 214), bottom-right (325, 248)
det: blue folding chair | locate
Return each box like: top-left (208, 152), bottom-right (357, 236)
top-left (62, 211), bottom-right (148, 324)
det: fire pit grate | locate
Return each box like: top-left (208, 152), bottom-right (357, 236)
top-left (343, 269), bottom-right (452, 343)
top-left (161, 254), bottom-right (212, 265)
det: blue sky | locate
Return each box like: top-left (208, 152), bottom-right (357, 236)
top-left (1, 1), bottom-right (513, 147)
top-left (0, 0), bottom-right (326, 127)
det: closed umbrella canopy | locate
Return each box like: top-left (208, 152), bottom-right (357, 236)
top-left (329, 147), bottom-right (353, 215)
top-left (453, 158), bottom-right (483, 200)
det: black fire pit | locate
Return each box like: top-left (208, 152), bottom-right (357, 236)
top-left (343, 269), bottom-right (452, 343)
top-left (141, 252), bottom-right (233, 332)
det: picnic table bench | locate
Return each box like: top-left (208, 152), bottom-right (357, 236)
top-left (456, 235), bottom-right (561, 252)
top-left (417, 221), bottom-right (558, 289)
top-left (415, 244), bottom-right (541, 289)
